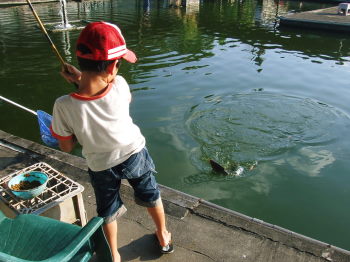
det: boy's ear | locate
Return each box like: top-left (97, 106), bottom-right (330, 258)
top-left (106, 60), bottom-right (118, 75)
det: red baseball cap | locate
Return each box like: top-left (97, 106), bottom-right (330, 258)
top-left (76, 21), bottom-right (137, 63)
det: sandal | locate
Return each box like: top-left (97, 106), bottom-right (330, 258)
top-left (154, 233), bottom-right (174, 254)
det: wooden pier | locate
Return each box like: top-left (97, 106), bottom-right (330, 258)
top-left (0, 0), bottom-right (84, 7)
top-left (0, 0), bottom-right (56, 6)
top-left (279, 6), bottom-right (350, 32)
top-left (0, 0), bottom-right (200, 7)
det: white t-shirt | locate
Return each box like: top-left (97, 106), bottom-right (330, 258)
top-left (51, 75), bottom-right (145, 171)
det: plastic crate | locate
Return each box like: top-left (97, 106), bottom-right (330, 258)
top-left (0, 162), bottom-right (87, 226)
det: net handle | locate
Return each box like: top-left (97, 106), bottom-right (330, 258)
top-left (0, 96), bottom-right (37, 115)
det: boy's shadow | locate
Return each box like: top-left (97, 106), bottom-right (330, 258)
top-left (119, 233), bottom-right (162, 261)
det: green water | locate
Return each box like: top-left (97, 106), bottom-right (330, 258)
top-left (1, 0), bottom-right (350, 250)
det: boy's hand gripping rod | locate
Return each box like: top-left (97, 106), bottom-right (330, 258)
top-left (26, 0), bottom-right (78, 88)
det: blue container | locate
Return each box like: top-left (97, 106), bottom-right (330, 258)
top-left (8, 171), bottom-right (49, 199)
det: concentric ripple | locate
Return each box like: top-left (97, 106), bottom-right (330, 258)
top-left (185, 92), bottom-right (350, 176)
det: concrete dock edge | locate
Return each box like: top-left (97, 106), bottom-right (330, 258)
top-left (1, 129), bottom-right (349, 262)
top-left (279, 6), bottom-right (350, 33)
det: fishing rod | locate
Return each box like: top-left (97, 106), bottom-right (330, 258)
top-left (26, 0), bottom-right (79, 88)
top-left (26, 0), bottom-right (66, 67)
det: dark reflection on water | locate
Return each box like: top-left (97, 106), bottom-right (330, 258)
top-left (1, 0), bottom-right (350, 250)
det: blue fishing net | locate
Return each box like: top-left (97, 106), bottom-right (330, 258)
top-left (36, 110), bottom-right (58, 148)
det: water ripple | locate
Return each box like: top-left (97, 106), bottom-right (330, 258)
top-left (185, 91), bottom-right (350, 176)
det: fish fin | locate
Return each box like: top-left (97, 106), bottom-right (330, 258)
top-left (209, 159), bottom-right (228, 175)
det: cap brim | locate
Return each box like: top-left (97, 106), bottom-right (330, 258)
top-left (122, 49), bottom-right (137, 63)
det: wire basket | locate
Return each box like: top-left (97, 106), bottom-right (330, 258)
top-left (0, 162), bottom-right (84, 215)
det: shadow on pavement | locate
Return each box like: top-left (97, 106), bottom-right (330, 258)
top-left (119, 233), bottom-right (163, 261)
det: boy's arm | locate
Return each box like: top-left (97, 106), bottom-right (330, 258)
top-left (61, 63), bottom-right (82, 86)
top-left (58, 136), bottom-right (77, 153)
top-left (51, 100), bottom-right (76, 152)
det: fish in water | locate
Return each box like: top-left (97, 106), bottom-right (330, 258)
top-left (209, 159), bottom-right (228, 175)
top-left (209, 159), bottom-right (257, 176)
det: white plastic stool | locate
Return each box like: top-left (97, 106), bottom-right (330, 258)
top-left (338, 3), bottom-right (350, 16)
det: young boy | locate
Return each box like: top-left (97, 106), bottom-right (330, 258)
top-left (50, 21), bottom-right (173, 262)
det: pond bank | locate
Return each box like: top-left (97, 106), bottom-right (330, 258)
top-left (0, 129), bottom-right (349, 262)
top-left (279, 6), bottom-right (350, 32)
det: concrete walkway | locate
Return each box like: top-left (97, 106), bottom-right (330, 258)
top-left (1, 129), bottom-right (349, 262)
top-left (279, 6), bottom-right (350, 32)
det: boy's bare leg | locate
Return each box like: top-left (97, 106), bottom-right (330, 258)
top-left (103, 220), bottom-right (121, 262)
top-left (147, 201), bottom-right (171, 246)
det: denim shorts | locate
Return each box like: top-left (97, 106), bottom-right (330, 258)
top-left (88, 147), bottom-right (161, 223)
